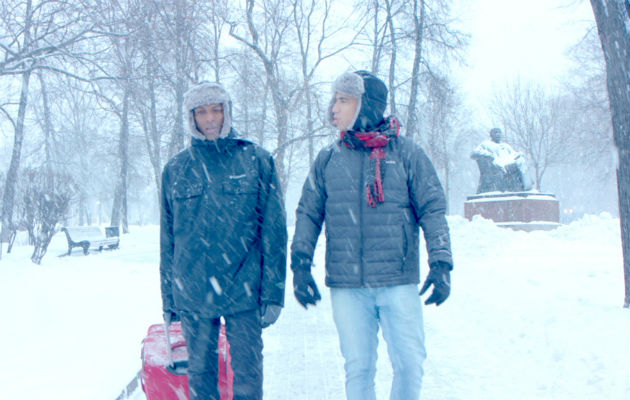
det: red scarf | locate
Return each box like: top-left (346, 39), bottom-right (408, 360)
top-left (341, 117), bottom-right (401, 207)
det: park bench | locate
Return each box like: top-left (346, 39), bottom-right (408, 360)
top-left (61, 226), bottom-right (120, 255)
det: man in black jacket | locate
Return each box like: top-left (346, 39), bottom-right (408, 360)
top-left (160, 82), bottom-right (287, 400)
top-left (291, 71), bottom-right (453, 400)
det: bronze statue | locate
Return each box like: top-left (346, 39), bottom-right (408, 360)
top-left (471, 128), bottom-right (532, 194)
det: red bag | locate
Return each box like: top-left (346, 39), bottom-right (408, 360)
top-left (140, 321), bottom-right (233, 400)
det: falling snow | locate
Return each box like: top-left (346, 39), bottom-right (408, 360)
top-left (0, 214), bottom-right (628, 399)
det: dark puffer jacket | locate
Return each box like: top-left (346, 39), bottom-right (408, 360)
top-left (291, 135), bottom-right (452, 288)
top-left (160, 133), bottom-right (287, 317)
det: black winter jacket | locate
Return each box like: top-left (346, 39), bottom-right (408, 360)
top-left (291, 135), bottom-right (452, 288)
top-left (160, 134), bottom-right (287, 318)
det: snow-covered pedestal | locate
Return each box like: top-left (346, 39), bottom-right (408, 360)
top-left (464, 192), bottom-right (560, 231)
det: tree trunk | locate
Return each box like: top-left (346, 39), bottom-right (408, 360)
top-left (299, 48), bottom-right (315, 165)
top-left (172, 74), bottom-right (186, 157)
top-left (406, 0), bottom-right (425, 140)
top-left (1, 0), bottom-right (33, 250)
top-left (111, 183), bottom-right (122, 228)
top-left (444, 158), bottom-right (450, 214)
top-left (143, 60), bottom-right (162, 208)
top-left (1, 70), bottom-right (32, 244)
top-left (305, 82), bottom-right (315, 165)
top-left (269, 77), bottom-right (288, 190)
top-left (170, 0), bottom-right (187, 158)
top-left (589, 0), bottom-right (630, 307)
top-left (236, 0), bottom-right (289, 190)
top-left (111, 87), bottom-right (130, 234)
top-left (384, 0), bottom-right (398, 116)
top-left (31, 234), bottom-right (54, 265)
top-left (79, 193), bottom-right (89, 226)
top-left (259, 81), bottom-right (269, 146)
top-left (120, 88), bottom-right (130, 234)
top-left (38, 73), bottom-right (55, 192)
top-left (371, 0), bottom-right (382, 74)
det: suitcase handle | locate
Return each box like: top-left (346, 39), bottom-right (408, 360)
top-left (166, 360), bottom-right (189, 375)
top-left (169, 339), bottom-right (187, 349)
top-left (164, 321), bottom-right (189, 375)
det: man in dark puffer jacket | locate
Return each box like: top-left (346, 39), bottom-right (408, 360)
top-left (291, 71), bottom-right (453, 400)
top-left (160, 82), bottom-right (287, 400)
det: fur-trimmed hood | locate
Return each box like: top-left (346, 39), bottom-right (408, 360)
top-left (183, 82), bottom-right (232, 140)
top-left (328, 70), bottom-right (388, 132)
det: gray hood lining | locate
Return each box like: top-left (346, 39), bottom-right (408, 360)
top-left (183, 82), bottom-right (232, 140)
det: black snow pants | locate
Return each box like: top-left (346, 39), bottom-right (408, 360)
top-left (181, 309), bottom-right (263, 400)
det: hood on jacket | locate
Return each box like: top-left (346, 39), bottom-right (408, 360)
top-left (328, 70), bottom-right (388, 132)
top-left (183, 82), bottom-right (233, 140)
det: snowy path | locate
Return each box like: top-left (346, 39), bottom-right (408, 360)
top-left (0, 215), bottom-right (628, 399)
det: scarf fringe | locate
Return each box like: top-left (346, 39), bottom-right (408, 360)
top-left (341, 116), bottom-right (400, 207)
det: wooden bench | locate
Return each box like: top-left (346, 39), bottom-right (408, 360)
top-left (61, 226), bottom-right (120, 255)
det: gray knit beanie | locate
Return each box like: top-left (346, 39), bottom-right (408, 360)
top-left (183, 82), bottom-right (232, 140)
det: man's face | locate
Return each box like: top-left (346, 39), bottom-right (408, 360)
top-left (193, 104), bottom-right (224, 140)
top-left (490, 130), bottom-right (503, 143)
top-left (331, 92), bottom-right (359, 131)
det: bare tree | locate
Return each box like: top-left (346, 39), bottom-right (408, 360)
top-left (0, 0), bottom-right (96, 250)
top-left (406, 0), bottom-right (426, 141)
top-left (565, 26), bottom-right (615, 166)
top-left (87, 0), bottom-right (145, 234)
top-left (290, 0), bottom-right (359, 163)
top-left (365, 0), bottom-right (388, 74)
top-left (489, 81), bottom-right (575, 191)
top-left (383, 0), bottom-right (403, 116)
top-left (419, 74), bottom-right (461, 211)
top-left (169, 0), bottom-right (194, 156)
top-left (129, 2), bottom-right (169, 207)
top-left (36, 72), bottom-right (56, 183)
top-left (1, 65), bottom-right (32, 246)
top-left (404, 0), bottom-right (467, 139)
top-left (19, 167), bottom-right (74, 264)
top-left (358, 0), bottom-right (399, 94)
top-left (589, 0), bottom-right (630, 308)
top-left (51, 77), bottom-right (108, 226)
top-left (200, 0), bottom-right (230, 83)
top-left (229, 0), bottom-right (297, 189)
top-left (226, 48), bottom-right (270, 144)
top-left (136, 55), bottom-right (164, 205)
top-left (356, 0), bottom-right (467, 140)
top-left (147, 0), bottom-right (208, 159)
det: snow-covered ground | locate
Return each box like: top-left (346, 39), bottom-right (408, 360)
top-left (1, 214), bottom-right (628, 399)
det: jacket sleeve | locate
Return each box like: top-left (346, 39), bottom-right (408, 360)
top-left (290, 148), bottom-right (329, 271)
top-left (159, 166), bottom-right (176, 312)
top-left (259, 152), bottom-right (288, 307)
top-left (407, 144), bottom-right (453, 269)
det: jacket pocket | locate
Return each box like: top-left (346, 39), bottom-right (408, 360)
top-left (172, 183), bottom-right (204, 232)
top-left (173, 182), bottom-right (203, 199)
top-left (222, 179), bottom-right (258, 195)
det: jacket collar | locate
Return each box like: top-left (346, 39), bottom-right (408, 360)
top-left (191, 128), bottom-right (239, 152)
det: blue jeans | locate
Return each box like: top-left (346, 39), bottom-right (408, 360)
top-left (331, 284), bottom-right (426, 400)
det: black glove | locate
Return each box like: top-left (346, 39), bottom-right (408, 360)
top-left (293, 268), bottom-right (321, 308)
top-left (419, 261), bottom-right (451, 306)
top-left (260, 303), bottom-right (282, 328)
top-left (163, 311), bottom-right (180, 325)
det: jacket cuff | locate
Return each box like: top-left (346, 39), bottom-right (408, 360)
top-left (290, 252), bottom-right (312, 272)
top-left (430, 260), bottom-right (452, 272)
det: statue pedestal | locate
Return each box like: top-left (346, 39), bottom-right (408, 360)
top-left (464, 192), bottom-right (560, 231)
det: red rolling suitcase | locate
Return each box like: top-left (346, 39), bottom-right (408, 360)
top-left (140, 321), bottom-right (233, 400)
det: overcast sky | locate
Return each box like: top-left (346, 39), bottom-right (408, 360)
top-left (452, 0), bottom-right (596, 127)
top-left (0, 1), bottom-right (600, 160)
